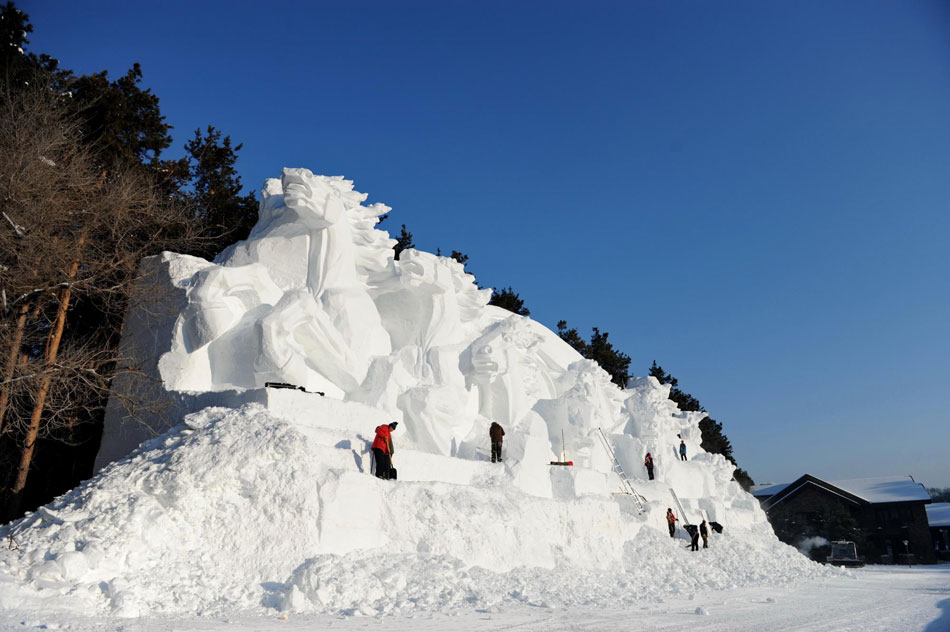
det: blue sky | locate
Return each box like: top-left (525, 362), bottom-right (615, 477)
top-left (23, 0), bottom-right (950, 487)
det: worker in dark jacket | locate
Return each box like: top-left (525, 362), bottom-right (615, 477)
top-left (700, 520), bottom-right (709, 548)
top-left (679, 440), bottom-right (687, 461)
top-left (690, 525), bottom-right (700, 551)
top-left (666, 508), bottom-right (678, 537)
top-left (644, 452), bottom-right (654, 480)
top-left (371, 422), bottom-right (397, 479)
top-left (489, 421), bottom-right (505, 463)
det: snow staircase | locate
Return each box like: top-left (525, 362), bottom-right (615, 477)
top-left (595, 428), bottom-right (646, 512)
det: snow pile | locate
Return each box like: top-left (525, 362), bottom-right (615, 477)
top-left (0, 168), bottom-right (834, 618)
top-left (1, 405), bottom-right (831, 618)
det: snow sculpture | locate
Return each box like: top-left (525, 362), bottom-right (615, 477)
top-left (369, 249), bottom-right (488, 454)
top-left (249, 169), bottom-right (392, 394)
top-left (31, 166), bottom-right (800, 620)
top-left (104, 166), bottom-right (747, 505)
top-left (462, 316), bottom-right (559, 428)
top-left (158, 169), bottom-right (395, 397)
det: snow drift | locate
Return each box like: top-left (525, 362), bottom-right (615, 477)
top-left (0, 168), bottom-right (830, 617)
top-left (1, 404), bottom-right (827, 617)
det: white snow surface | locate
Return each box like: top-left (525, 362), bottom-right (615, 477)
top-left (831, 476), bottom-right (932, 504)
top-left (2, 405), bottom-right (829, 618)
top-left (0, 168), bottom-right (834, 619)
top-left (2, 567), bottom-right (949, 631)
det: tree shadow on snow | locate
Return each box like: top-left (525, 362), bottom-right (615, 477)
top-left (924, 597), bottom-right (950, 632)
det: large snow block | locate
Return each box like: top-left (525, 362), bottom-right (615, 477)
top-left (264, 389), bottom-right (391, 436)
top-left (393, 449), bottom-right (480, 486)
top-left (550, 466), bottom-right (609, 499)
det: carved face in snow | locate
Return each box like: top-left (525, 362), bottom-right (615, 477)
top-left (396, 249), bottom-right (456, 291)
top-left (281, 168), bottom-right (346, 230)
top-left (468, 319), bottom-right (545, 380)
top-left (471, 341), bottom-right (506, 377)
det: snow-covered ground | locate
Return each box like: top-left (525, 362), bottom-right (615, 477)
top-left (0, 405), bottom-right (826, 618)
top-left (1, 565), bottom-right (947, 631)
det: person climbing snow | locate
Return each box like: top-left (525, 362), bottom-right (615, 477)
top-left (666, 508), bottom-right (678, 538)
top-left (371, 421), bottom-right (398, 480)
top-left (700, 519), bottom-right (709, 549)
top-left (644, 452), bottom-right (654, 480)
top-left (679, 439), bottom-right (687, 461)
top-left (489, 421), bottom-right (505, 463)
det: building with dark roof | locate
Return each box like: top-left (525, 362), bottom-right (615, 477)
top-left (751, 474), bottom-right (935, 564)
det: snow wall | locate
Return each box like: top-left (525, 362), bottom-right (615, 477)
top-left (0, 169), bottom-right (829, 617)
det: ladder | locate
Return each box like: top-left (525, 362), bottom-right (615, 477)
top-left (669, 486), bottom-right (691, 526)
top-left (595, 428), bottom-right (646, 512)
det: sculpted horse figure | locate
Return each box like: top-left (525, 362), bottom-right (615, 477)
top-left (175, 169), bottom-right (393, 396)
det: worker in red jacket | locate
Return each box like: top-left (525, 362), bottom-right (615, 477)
top-left (666, 508), bottom-right (678, 538)
top-left (371, 422), bottom-right (397, 480)
top-left (644, 452), bottom-right (654, 480)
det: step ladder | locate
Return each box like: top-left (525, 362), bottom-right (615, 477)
top-left (669, 486), bottom-right (691, 526)
top-left (595, 428), bottom-right (646, 513)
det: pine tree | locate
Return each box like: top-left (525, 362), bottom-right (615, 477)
top-left (556, 320), bottom-right (589, 356)
top-left (67, 63), bottom-right (172, 170)
top-left (649, 361), bottom-right (701, 411)
top-left (393, 224), bottom-right (414, 260)
top-left (556, 321), bottom-right (629, 386)
top-left (587, 328), bottom-right (630, 387)
top-left (490, 286), bottom-right (530, 316)
top-left (184, 126), bottom-right (258, 258)
top-left (0, 1), bottom-right (30, 70)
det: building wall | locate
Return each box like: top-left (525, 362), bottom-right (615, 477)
top-left (854, 501), bottom-right (936, 564)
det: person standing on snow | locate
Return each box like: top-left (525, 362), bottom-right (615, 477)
top-left (690, 526), bottom-right (700, 551)
top-left (679, 440), bottom-right (688, 461)
top-left (372, 421), bottom-right (398, 480)
top-left (666, 508), bottom-right (678, 538)
top-left (489, 421), bottom-right (505, 463)
top-left (644, 452), bottom-right (655, 480)
top-left (700, 519), bottom-right (709, 549)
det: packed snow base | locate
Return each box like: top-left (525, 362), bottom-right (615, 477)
top-left (1, 168), bottom-right (831, 617)
top-left (1, 405), bottom-right (828, 617)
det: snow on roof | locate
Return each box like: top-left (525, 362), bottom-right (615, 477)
top-left (751, 475), bottom-right (931, 504)
top-left (927, 503), bottom-right (950, 527)
top-left (750, 483), bottom-right (789, 497)
top-left (830, 476), bottom-right (931, 504)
